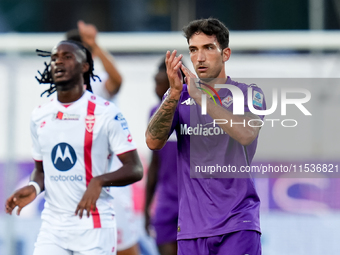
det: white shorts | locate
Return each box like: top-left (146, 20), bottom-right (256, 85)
top-left (111, 185), bottom-right (139, 251)
top-left (33, 222), bottom-right (117, 255)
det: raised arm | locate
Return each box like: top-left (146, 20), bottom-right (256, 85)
top-left (78, 20), bottom-right (122, 96)
top-left (146, 50), bottom-right (183, 150)
top-left (5, 161), bottom-right (44, 215)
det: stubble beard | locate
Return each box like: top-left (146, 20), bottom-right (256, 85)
top-left (197, 69), bottom-right (222, 84)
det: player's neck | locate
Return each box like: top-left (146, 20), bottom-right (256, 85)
top-left (198, 67), bottom-right (227, 93)
top-left (199, 77), bottom-right (227, 94)
top-left (215, 67), bottom-right (227, 83)
top-left (57, 84), bottom-right (85, 103)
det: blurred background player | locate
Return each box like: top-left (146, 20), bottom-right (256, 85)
top-left (144, 59), bottom-right (178, 255)
top-left (6, 40), bottom-right (143, 255)
top-left (66, 20), bottom-right (122, 103)
top-left (66, 21), bottom-right (142, 255)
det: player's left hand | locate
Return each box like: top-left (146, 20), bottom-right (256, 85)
top-left (180, 65), bottom-right (201, 100)
top-left (75, 178), bottom-right (102, 219)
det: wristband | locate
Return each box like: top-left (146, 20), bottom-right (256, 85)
top-left (28, 181), bottom-right (41, 196)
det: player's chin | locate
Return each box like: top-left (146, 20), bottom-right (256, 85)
top-left (54, 76), bottom-right (68, 84)
top-left (197, 72), bottom-right (210, 80)
top-left (55, 79), bottom-right (72, 89)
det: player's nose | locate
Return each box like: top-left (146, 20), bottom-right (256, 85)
top-left (55, 57), bottom-right (63, 65)
top-left (53, 54), bottom-right (65, 65)
top-left (197, 50), bottom-right (205, 62)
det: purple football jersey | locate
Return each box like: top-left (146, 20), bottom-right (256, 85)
top-left (177, 230), bottom-right (261, 255)
top-left (165, 77), bottom-right (266, 240)
top-left (150, 105), bottom-right (178, 230)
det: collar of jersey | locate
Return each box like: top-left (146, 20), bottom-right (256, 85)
top-left (202, 76), bottom-right (232, 99)
top-left (54, 90), bottom-right (89, 109)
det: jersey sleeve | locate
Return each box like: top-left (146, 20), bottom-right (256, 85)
top-left (244, 85), bottom-right (266, 120)
top-left (107, 110), bottom-right (136, 156)
top-left (30, 117), bottom-right (42, 161)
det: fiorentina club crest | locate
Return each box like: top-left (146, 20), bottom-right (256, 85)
top-left (222, 95), bottom-right (233, 108)
top-left (85, 115), bottom-right (95, 133)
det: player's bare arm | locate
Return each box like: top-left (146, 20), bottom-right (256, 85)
top-left (146, 95), bottom-right (178, 150)
top-left (31, 161), bottom-right (45, 192)
top-left (144, 151), bottom-right (159, 235)
top-left (146, 50), bottom-right (183, 150)
top-left (78, 20), bottom-right (122, 96)
top-left (75, 150), bottom-right (143, 218)
top-left (204, 102), bottom-right (261, 146)
top-left (5, 161), bottom-right (44, 215)
top-left (181, 65), bottom-right (262, 146)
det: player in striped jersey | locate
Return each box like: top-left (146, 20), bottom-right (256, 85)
top-left (5, 40), bottom-right (143, 255)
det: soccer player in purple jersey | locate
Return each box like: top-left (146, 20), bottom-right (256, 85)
top-left (145, 59), bottom-right (178, 255)
top-left (146, 18), bottom-right (265, 255)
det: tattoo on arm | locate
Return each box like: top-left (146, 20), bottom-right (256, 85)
top-left (147, 96), bottom-right (178, 140)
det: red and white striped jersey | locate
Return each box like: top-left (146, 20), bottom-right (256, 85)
top-left (30, 90), bottom-right (136, 230)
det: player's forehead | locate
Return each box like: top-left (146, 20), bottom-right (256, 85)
top-left (188, 32), bottom-right (220, 48)
top-left (51, 42), bottom-right (86, 60)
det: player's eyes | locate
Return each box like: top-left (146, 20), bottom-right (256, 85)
top-left (189, 48), bottom-right (197, 53)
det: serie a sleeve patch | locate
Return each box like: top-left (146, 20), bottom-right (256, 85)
top-left (253, 91), bottom-right (264, 108)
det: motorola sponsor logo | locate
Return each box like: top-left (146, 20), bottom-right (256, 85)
top-left (51, 143), bottom-right (77, 171)
top-left (50, 174), bottom-right (84, 182)
top-left (50, 143), bottom-right (82, 182)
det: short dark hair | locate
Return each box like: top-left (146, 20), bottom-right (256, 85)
top-left (157, 57), bottom-right (185, 83)
top-left (65, 29), bottom-right (94, 53)
top-left (158, 57), bottom-right (166, 71)
top-left (65, 29), bottom-right (82, 43)
top-left (35, 40), bottom-right (100, 97)
top-left (182, 18), bottom-right (229, 50)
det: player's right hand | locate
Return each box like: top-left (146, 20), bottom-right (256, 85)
top-left (5, 186), bottom-right (37, 215)
top-left (78, 20), bottom-right (97, 49)
top-left (144, 211), bottom-right (151, 235)
top-left (144, 211), bottom-right (157, 237)
top-left (75, 177), bottom-right (102, 219)
top-left (165, 50), bottom-right (183, 96)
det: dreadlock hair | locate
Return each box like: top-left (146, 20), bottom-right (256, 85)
top-left (35, 40), bottom-right (100, 97)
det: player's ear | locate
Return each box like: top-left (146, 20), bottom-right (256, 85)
top-left (222, 47), bottom-right (231, 62)
top-left (82, 62), bottom-right (90, 73)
